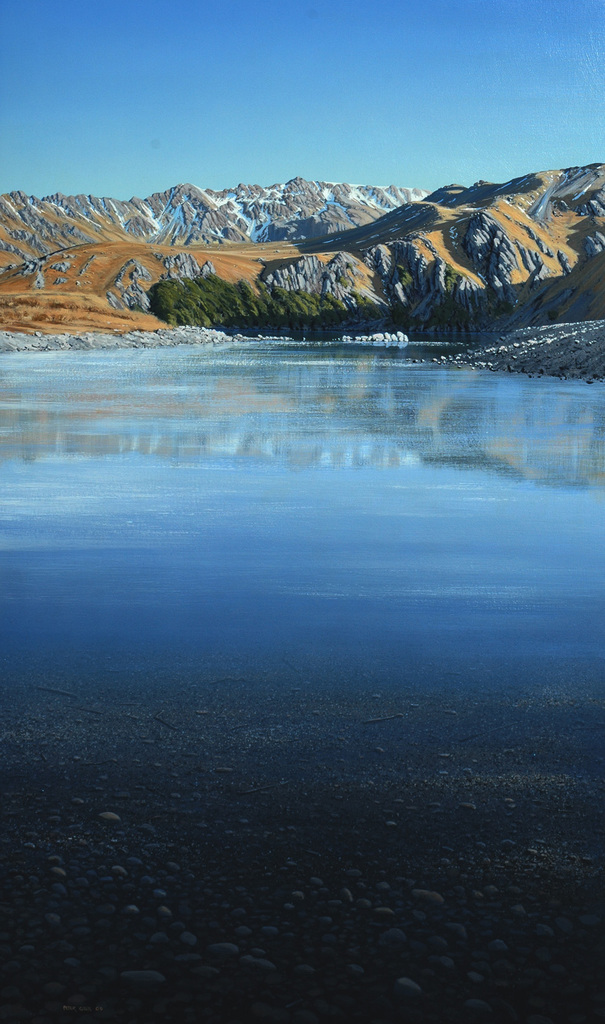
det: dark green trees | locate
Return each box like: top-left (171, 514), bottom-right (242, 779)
top-left (147, 275), bottom-right (384, 330)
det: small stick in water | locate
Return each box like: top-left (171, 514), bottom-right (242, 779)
top-left (363, 713), bottom-right (405, 724)
top-left (153, 714), bottom-right (177, 731)
top-left (237, 780), bottom-right (290, 795)
top-left (36, 686), bottom-right (77, 698)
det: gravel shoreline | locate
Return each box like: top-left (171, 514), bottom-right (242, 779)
top-left (0, 326), bottom-right (406, 354)
top-left (2, 680), bottom-right (604, 1024)
top-left (440, 321), bottom-right (605, 382)
top-left (0, 326), bottom-right (270, 353)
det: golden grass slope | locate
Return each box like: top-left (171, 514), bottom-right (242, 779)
top-left (0, 164), bottom-right (604, 333)
top-left (0, 293), bottom-right (166, 335)
top-left (0, 241), bottom-right (304, 333)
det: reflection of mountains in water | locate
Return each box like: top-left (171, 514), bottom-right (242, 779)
top-left (1, 354), bottom-right (604, 488)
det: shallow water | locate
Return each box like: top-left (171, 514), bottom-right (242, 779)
top-left (0, 341), bottom-right (604, 699)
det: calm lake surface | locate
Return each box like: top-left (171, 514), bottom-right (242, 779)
top-left (1, 341), bottom-right (604, 700)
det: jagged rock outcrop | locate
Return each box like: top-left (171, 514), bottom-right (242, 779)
top-left (78, 255), bottom-right (96, 276)
top-left (463, 212), bottom-right (518, 304)
top-left (19, 258), bottom-right (46, 289)
top-left (9, 228), bottom-right (51, 254)
top-left (584, 231), bottom-right (605, 258)
top-left (263, 252), bottom-right (373, 310)
top-left (557, 250), bottom-right (572, 275)
top-left (363, 237), bottom-right (483, 324)
top-left (160, 253), bottom-right (201, 280)
top-left (529, 263), bottom-right (551, 288)
top-left (516, 245), bottom-right (551, 287)
top-left (412, 257), bottom-right (449, 319)
top-left (523, 226), bottom-right (554, 258)
top-left (112, 259), bottom-right (153, 310)
top-left (159, 253), bottom-right (216, 281)
top-left (451, 274), bottom-right (483, 312)
top-left (578, 187), bottom-right (605, 217)
top-left (366, 239), bottom-right (430, 300)
top-left (364, 244), bottom-right (407, 303)
top-left (264, 254), bottom-right (324, 294)
top-left (392, 241), bottom-right (430, 298)
top-left (0, 239), bottom-right (28, 261)
top-left (366, 244), bottom-right (393, 284)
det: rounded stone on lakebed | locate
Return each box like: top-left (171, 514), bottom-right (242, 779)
top-left (99, 811), bottom-right (121, 822)
top-left (379, 927), bottom-right (407, 945)
top-left (206, 942), bottom-right (239, 958)
top-left (120, 970), bottom-right (166, 986)
top-left (239, 954), bottom-right (277, 971)
top-left (464, 998), bottom-right (494, 1014)
top-left (393, 976), bottom-right (422, 999)
top-left (411, 888), bottom-right (444, 904)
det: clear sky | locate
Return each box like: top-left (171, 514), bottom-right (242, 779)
top-left (1, 0), bottom-right (604, 198)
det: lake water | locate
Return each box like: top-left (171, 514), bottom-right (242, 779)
top-left (1, 341), bottom-right (604, 701)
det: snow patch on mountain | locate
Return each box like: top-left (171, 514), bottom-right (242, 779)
top-left (0, 177), bottom-right (428, 253)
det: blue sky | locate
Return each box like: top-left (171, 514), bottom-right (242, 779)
top-left (1, 0), bottom-right (603, 197)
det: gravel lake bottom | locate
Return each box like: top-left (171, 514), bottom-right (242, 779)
top-left (1, 666), bottom-right (604, 1024)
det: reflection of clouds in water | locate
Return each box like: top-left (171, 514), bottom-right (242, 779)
top-left (0, 349), bottom-right (603, 487)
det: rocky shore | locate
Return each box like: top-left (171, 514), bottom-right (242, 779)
top-left (440, 321), bottom-right (605, 382)
top-left (0, 326), bottom-right (261, 353)
top-left (0, 326), bottom-right (410, 354)
top-left (1, 679), bottom-right (603, 1024)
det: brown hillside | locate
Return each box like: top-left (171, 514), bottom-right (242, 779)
top-left (0, 164), bottom-right (604, 334)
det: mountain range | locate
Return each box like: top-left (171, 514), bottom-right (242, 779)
top-left (0, 166), bottom-right (603, 334)
top-left (0, 178), bottom-right (426, 256)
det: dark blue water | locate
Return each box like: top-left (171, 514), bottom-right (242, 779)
top-left (1, 342), bottom-right (604, 697)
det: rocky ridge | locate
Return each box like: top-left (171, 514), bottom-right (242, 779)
top-left (353, 165), bottom-right (605, 330)
top-left (263, 252), bottom-right (386, 313)
top-left (211, 164), bottom-right (605, 333)
top-left (0, 178), bottom-right (426, 262)
top-left (1, 163), bottom-right (605, 334)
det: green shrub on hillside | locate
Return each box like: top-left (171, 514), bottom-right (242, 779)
top-left (490, 299), bottom-right (515, 318)
top-left (147, 275), bottom-right (384, 329)
top-left (443, 263), bottom-right (459, 293)
top-left (425, 294), bottom-right (471, 328)
top-left (396, 265), bottom-right (413, 290)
